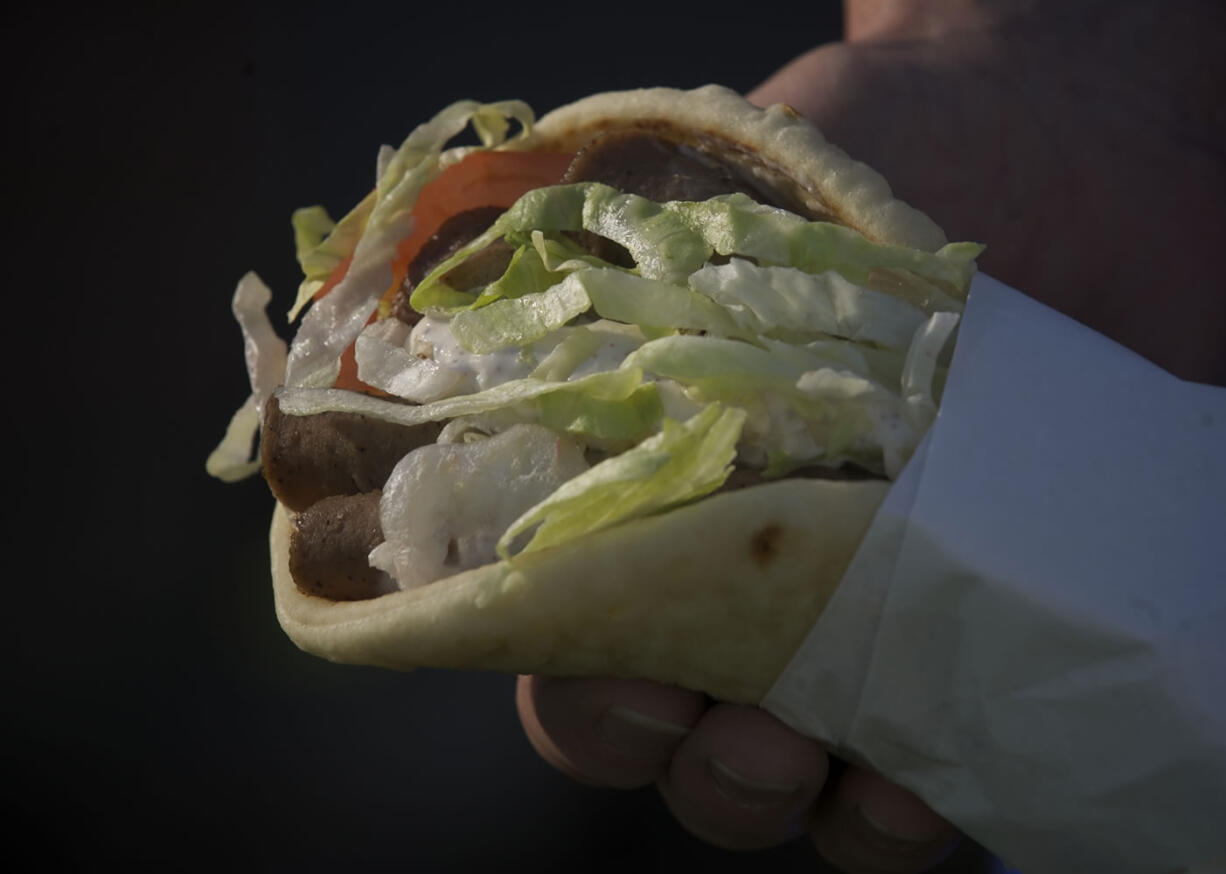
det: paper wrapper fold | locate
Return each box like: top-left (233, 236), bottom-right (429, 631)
top-left (764, 274), bottom-right (1226, 874)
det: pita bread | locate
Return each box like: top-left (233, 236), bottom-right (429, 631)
top-left (273, 478), bottom-right (888, 703)
top-left (267, 86), bottom-right (947, 701)
top-left (524, 85), bottom-right (949, 252)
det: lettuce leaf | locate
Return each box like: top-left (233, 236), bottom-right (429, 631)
top-left (446, 265), bottom-right (756, 354)
top-left (665, 194), bottom-right (983, 295)
top-left (622, 334), bottom-right (809, 398)
top-left (538, 381), bottom-right (663, 443)
top-left (688, 258), bottom-right (930, 349)
top-left (206, 272), bottom-right (288, 480)
top-left (618, 321), bottom-right (955, 479)
top-left (497, 403), bottom-right (745, 560)
top-left (282, 100), bottom-right (538, 389)
top-left (206, 396), bottom-right (263, 483)
top-left (286, 195), bottom-right (374, 323)
top-left (583, 268), bottom-right (746, 339)
top-left (276, 367), bottom-right (648, 438)
top-left (216, 97), bottom-right (983, 513)
top-left (410, 183), bottom-right (712, 313)
top-left (528, 325), bottom-right (605, 381)
top-left (450, 272), bottom-right (592, 353)
top-left (900, 311), bottom-right (961, 434)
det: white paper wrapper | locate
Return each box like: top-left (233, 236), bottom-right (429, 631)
top-left (763, 274), bottom-right (1226, 874)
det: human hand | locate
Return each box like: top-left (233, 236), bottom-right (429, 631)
top-left (516, 2), bottom-right (1223, 869)
top-left (750, 0), bottom-right (1225, 385)
top-left (518, 676), bottom-right (968, 872)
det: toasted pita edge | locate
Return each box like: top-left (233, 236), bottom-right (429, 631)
top-left (521, 84), bottom-right (948, 252)
top-left (271, 478), bottom-right (889, 703)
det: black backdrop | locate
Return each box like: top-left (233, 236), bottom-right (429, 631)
top-left (5, 3), bottom-right (855, 868)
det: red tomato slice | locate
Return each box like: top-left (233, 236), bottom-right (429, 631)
top-left (333, 341), bottom-right (373, 393)
top-left (314, 252), bottom-right (352, 300)
top-left (314, 148), bottom-right (573, 393)
top-left (381, 149), bottom-right (573, 307)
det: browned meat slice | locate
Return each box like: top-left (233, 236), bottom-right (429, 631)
top-left (560, 131), bottom-right (783, 205)
top-left (408, 206), bottom-right (508, 287)
top-left (289, 491), bottom-right (388, 601)
top-left (558, 131), bottom-right (816, 266)
top-left (392, 206), bottom-right (512, 324)
top-left (391, 290), bottom-right (420, 326)
top-left (261, 394), bottom-right (443, 512)
top-left (392, 133), bottom-right (824, 321)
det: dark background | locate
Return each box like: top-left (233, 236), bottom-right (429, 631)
top-left (2, 2), bottom-right (867, 869)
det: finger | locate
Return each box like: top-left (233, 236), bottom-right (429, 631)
top-left (515, 674), bottom-right (706, 789)
top-left (746, 43), bottom-right (850, 118)
top-left (659, 703), bottom-right (829, 851)
top-left (810, 764), bottom-right (959, 873)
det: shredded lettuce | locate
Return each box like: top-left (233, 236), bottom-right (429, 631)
top-left (233, 271), bottom-right (289, 406)
top-left (476, 241), bottom-right (568, 304)
top-left (582, 269), bottom-right (746, 339)
top-left (623, 334), bottom-right (810, 397)
top-left (214, 95), bottom-right (984, 582)
top-left (282, 100), bottom-right (539, 389)
top-left (529, 230), bottom-right (611, 273)
top-left (688, 259), bottom-right (930, 349)
top-left (380, 178), bottom-right (975, 485)
top-left (407, 223), bottom-right (508, 312)
top-left (276, 367), bottom-right (648, 434)
top-left (900, 311), bottom-right (961, 434)
top-left (497, 403), bottom-right (745, 560)
top-left (410, 183), bottom-right (712, 313)
top-left (619, 334), bottom-right (853, 465)
top-left (449, 266), bottom-right (757, 354)
top-left (618, 325), bottom-right (955, 478)
top-left (577, 185), bottom-right (711, 282)
top-left (206, 272), bottom-right (287, 481)
top-left (206, 396), bottom-right (263, 483)
top-left (538, 381), bottom-right (663, 443)
top-left (450, 271), bottom-right (592, 353)
top-left (528, 326), bottom-right (604, 380)
top-left (665, 194), bottom-right (983, 294)
top-left (286, 196), bottom-right (374, 323)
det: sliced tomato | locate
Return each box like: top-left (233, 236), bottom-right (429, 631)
top-left (312, 148), bottom-right (572, 394)
top-left (333, 341), bottom-right (375, 394)
top-left (315, 252), bottom-right (353, 301)
top-left (381, 149), bottom-right (573, 309)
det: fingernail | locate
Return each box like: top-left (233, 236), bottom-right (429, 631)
top-left (856, 802), bottom-right (940, 844)
top-left (598, 705), bottom-right (690, 758)
top-left (708, 758), bottom-right (803, 810)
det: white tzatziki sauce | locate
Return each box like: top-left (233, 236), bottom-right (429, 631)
top-left (410, 316), bottom-right (537, 393)
top-left (409, 316), bottom-right (646, 391)
top-left (410, 317), bottom-right (826, 465)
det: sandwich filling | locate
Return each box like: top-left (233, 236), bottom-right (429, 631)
top-left (209, 94), bottom-right (981, 603)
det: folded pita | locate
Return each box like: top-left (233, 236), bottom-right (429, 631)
top-left (223, 86), bottom-right (973, 703)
